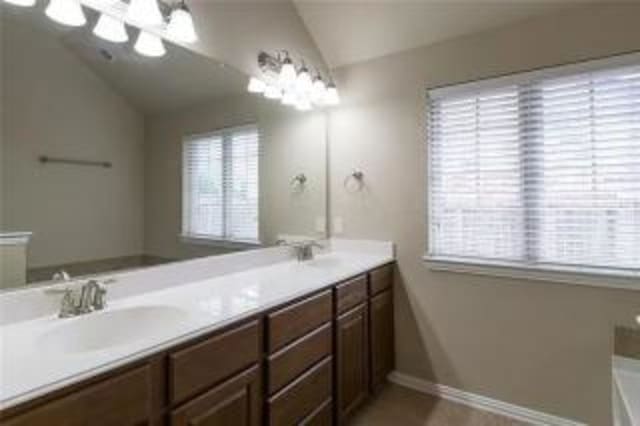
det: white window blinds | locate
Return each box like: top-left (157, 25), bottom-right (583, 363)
top-left (182, 124), bottom-right (259, 243)
top-left (428, 56), bottom-right (640, 276)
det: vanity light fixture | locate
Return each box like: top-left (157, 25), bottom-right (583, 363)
top-left (247, 77), bottom-right (267, 94)
top-left (93, 13), bottom-right (129, 43)
top-left (325, 81), bottom-right (340, 105)
top-left (251, 50), bottom-right (340, 111)
top-left (134, 30), bottom-right (166, 57)
top-left (166, 0), bottom-right (198, 43)
top-left (2, 0), bottom-right (36, 7)
top-left (45, 0), bottom-right (87, 27)
top-left (264, 84), bottom-right (282, 100)
top-left (20, 0), bottom-right (198, 59)
top-left (126, 0), bottom-right (164, 27)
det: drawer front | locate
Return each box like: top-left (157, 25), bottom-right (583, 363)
top-left (369, 264), bottom-right (393, 296)
top-left (299, 399), bottom-right (332, 426)
top-left (268, 357), bottom-right (332, 426)
top-left (335, 275), bottom-right (367, 315)
top-left (170, 320), bottom-right (260, 405)
top-left (268, 323), bottom-right (332, 395)
top-left (171, 365), bottom-right (261, 426)
top-left (3, 365), bottom-right (151, 426)
top-left (268, 291), bottom-right (332, 353)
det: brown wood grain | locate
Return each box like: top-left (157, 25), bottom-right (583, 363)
top-left (369, 289), bottom-right (394, 393)
top-left (169, 320), bottom-right (260, 405)
top-left (369, 264), bottom-right (393, 296)
top-left (335, 275), bottom-right (367, 315)
top-left (268, 357), bottom-right (332, 426)
top-left (267, 291), bottom-right (332, 353)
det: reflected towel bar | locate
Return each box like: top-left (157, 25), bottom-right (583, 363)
top-left (39, 156), bottom-right (112, 168)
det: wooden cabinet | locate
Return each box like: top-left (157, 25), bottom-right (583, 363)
top-left (0, 263), bottom-right (395, 426)
top-left (370, 289), bottom-right (394, 392)
top-left (335, 303), bottom-right (369, 424)
top-left (170, 365), bottom-right (261, 426)
top-left (2, 365), bottom-right (152, 426)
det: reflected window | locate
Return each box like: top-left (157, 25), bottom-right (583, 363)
top-left (182, 124), bottom-right (260, 243)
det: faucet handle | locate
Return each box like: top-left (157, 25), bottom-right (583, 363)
top-left (91, 281), bottom-right (108, 310)
top-left (58, 288), bottom-right (77, 318)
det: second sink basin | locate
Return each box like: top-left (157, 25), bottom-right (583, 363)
top-left (40, 305), bottom-right (191, 354)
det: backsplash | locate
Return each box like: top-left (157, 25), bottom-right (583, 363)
top-left (615, 326), bottom-right (640, 360)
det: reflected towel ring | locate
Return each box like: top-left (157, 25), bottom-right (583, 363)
top-left (344, 169), bottom-right (365, 192)
top-left (291, 173), bottom-right (307, 187)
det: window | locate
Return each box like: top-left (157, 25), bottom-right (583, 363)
top-left (427, 55), bottom-right (640, 279)
top-left (182, 124), bottom-right (260, 244)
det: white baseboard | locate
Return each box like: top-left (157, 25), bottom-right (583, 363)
top-left (388, 371), bottom-right (587, 426)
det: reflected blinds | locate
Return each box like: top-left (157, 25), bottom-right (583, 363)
top-left (183, 124), bottom-right (259, 243)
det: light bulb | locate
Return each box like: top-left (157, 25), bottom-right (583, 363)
top-left (45, 0), bottom-right (86, 27)
top-left (296, 66), bottom-right (313, 94)
top-left (247, 77), bottom-right (266, 94)
top-left (126, 0), bottom-right (163, 27)
top-left (325, 82), bottom-right (340, 105)
top-left (295, 95), bottom-right (312, 111)
top-left (134, 31), bottom-right (166, 57)
top-left (3, 0), bottom-right (36, 7)
top-left (282, 91), bottom-right (297, 106)
top-left (93, 14), bottom-right (128, 43)
top-left (311, 76), bottom-right (326, 103)
top-left (278, 56), bottom-right (297, 90)
top-left (167, 6), bottom-right (198, 43)
top-left (264, 85), bottom-right (282, 100)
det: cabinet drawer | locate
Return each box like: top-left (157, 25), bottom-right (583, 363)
top-left (267, 291), bottom-right (332, 353)
top-left (268, 323), bottom-right (332, 395)
top-left (3, 365), bottom-right (151, 426)
top-left (268, 357), bottom-right (332, 426)
top-left (299, 398), bottom-right (332, 426)
top-left (369, 264), bottom-right (393, 296)
top-left (335, 275), bottom-right (367, 315)
top-left (169, 320), bottom-right (260, 405)
top-left (171, 365), bottom-right (261, 426)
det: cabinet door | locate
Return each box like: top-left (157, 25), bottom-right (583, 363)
top-left (2, 365), bottom-right (152, 426)
top-left (335, 303), bottom-right (369, 423)
top-left (170, 365), bottom-right (261, 426)
top-left (370, 289), bottom-right (394, 392)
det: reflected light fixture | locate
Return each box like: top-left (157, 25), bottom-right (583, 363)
top-left (3, 0), bottom-right (36, 7)
top-left (295, 96), bottom-right (312, 111)
top-left (167, 1), bottom-right (198, 43)
top-left (247, 77), bottom-right (266, 94)
top-left (278, 54), bottom-right (297, 90)
top-left (134, 31), bottom-right (166, 57)
top-left (45, 0), bottom-right (86, 27)
top-left (126, 0), bottom-right (164, 27)
top-left (93, 13), bottom-right (128, 43)
top-left (282, 91), bottom-right (297, 106)
top-left (325, 82), bottom-right (340, 105)
top-left (311, 75), bottom-right (326, 103)
top-left (296, 65), bottom-right (313, 95)
top-left (264, 85), bottom-right (282, 100)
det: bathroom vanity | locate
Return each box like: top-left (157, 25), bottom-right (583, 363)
top-left (0, 242), bottom-right (395, 426)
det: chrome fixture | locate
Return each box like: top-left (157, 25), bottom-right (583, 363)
top-left (247, 51), bottom-right (340, 110)
top-left (277, 239), bottom-right (324, 262)
top-left (344, 169), bottom-right (365, 192)
top-left (51, 269), bottom-right (72, 282)
top-left (47, 279), bottom-right (109, 318)
top-left (2, 0), bottom-right (198, 59)
top-left (290, 173), bottom-right (307, 187)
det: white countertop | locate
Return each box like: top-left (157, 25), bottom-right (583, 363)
top-left (0, 240), bottom-right (394, 410)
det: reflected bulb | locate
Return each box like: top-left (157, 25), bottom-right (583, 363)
top-left (134, 31), bottom-right (166, 57)
top-left (45, 0), bottom-right (86, 27)
top-left (93, 14), bottom-right (128, 43)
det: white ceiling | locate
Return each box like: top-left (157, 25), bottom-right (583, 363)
top-left (293, 0), bottom-right (593, 69)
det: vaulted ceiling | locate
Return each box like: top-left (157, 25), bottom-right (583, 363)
top-left (293, 0), bottom-right (597, 69)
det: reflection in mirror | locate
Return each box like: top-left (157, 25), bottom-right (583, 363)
top-left (0, 3), bottom-right (327, 290)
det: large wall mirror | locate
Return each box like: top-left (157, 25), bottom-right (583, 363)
top-left (0, 3), bottom-right (327, 290)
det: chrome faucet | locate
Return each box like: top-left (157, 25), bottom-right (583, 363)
top-left (47, 279), bottom-right (109, 318)
top-left (277, 239), bottom-right (324, 262)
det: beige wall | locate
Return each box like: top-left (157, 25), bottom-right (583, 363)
top-left (144, 95), bottom-right (326, 260)
top-left (328, 4), bottom-right (640, 425)
top-left (2, 18), bottom-right (145, 270)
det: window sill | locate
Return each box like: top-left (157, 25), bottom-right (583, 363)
top-left (180, 234), bottom-right (262, 250)
top-left (423, 256), bottom-right (640, 291)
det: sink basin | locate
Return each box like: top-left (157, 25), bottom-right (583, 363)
top-left (40, 306), bottom-right (191, 354)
